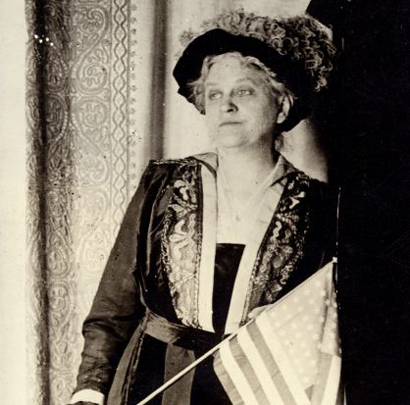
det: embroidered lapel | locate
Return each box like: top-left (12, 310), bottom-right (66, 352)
top-left (195, 152), bottom-right (218, 331)
top-left (161, 159), bottom-right (202, 328)
top-left (161, 153), bottom-right (218, 332)
top-left (241, 171), bottom-right (315, 325)
top-left (224, 157), bottom-right (296, 333)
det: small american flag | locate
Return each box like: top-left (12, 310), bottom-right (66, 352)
top-left (214, 261), bottom-right (343, 405)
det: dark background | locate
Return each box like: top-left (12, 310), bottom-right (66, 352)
top-left (308, 1), bottom-right (410, 403)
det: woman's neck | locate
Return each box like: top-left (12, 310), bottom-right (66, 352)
top-left (217, 144), bottom-right (277, 192)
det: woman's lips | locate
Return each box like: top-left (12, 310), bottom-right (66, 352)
top-left (219, 121), bottom-right (242, 127)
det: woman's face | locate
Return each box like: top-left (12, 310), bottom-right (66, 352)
top-left (203, 55), bottom-right (281, 151)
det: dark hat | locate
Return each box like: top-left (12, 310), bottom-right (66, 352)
top-left (173, 14), bottom-right (336, 131)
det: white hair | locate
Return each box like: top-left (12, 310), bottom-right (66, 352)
top-left (188, 52), bottom-right (295, 114)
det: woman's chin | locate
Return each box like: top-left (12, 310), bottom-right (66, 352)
top-left (216, 141), bottom-right (246, 151)
top-left (214, 132), bottom-right (247, 149)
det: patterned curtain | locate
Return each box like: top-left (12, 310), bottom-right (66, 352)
top-left (25, 1), bottom-right (311, 404)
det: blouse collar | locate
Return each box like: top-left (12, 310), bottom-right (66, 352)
top-left (192, 151), bottom-right (297, 186)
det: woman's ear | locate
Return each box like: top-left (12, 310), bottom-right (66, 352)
top-left (276, 94), bottom-right (292, 124)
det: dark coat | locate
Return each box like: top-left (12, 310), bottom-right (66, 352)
top-left (74, 153), bottom-right (332, 404)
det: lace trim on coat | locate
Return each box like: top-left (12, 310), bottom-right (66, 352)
top-left (242, 172), bottom-right (313, 323)
top-left (160, 163), bottom-right (202, 327)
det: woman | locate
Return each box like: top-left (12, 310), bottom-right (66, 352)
top-left (70, 10), bottom-right (336, 405)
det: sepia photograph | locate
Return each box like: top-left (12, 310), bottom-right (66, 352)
top-left (1, 1), bottom-right (410, 404)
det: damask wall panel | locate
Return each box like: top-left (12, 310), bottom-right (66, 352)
top-left (26, 0), bottom-right (151, 404)
top-left (110, 0), bottom-right (132, 230)
top-left (26, 0), bottom-right (75, 403)
top-left (70, 2), bottom-right (140, 404)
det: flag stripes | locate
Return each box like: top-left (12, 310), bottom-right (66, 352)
top-left (256, 313), bottom-right (312, 405)
top-left (219, 340), bottom-right (260, 405)
top-left (311, 354), bottom-right (342, 405)
top-left (214, 262), bottom-right (343, 405)
top-left (238, 327), bottom-right (286, 405)
top-left (231, 335), bottom-right (271, 404)
top-left (216, 362), bottom-right (243, 405)
top-left (247, 323), bottom-right (299, 405)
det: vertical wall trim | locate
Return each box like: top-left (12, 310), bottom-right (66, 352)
top-left (148, 0), bottom-right (168, 160)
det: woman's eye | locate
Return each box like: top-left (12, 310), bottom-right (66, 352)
top-left (207, 91), bottom-right (221, 101)
top-left (236, 88), bottom-right (253, 97)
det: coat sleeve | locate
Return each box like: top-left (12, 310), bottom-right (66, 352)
top-left (74, 162), bottom-right (159, 395)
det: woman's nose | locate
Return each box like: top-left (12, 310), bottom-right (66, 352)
top-left (220, 96), bottom-right (237, 113)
